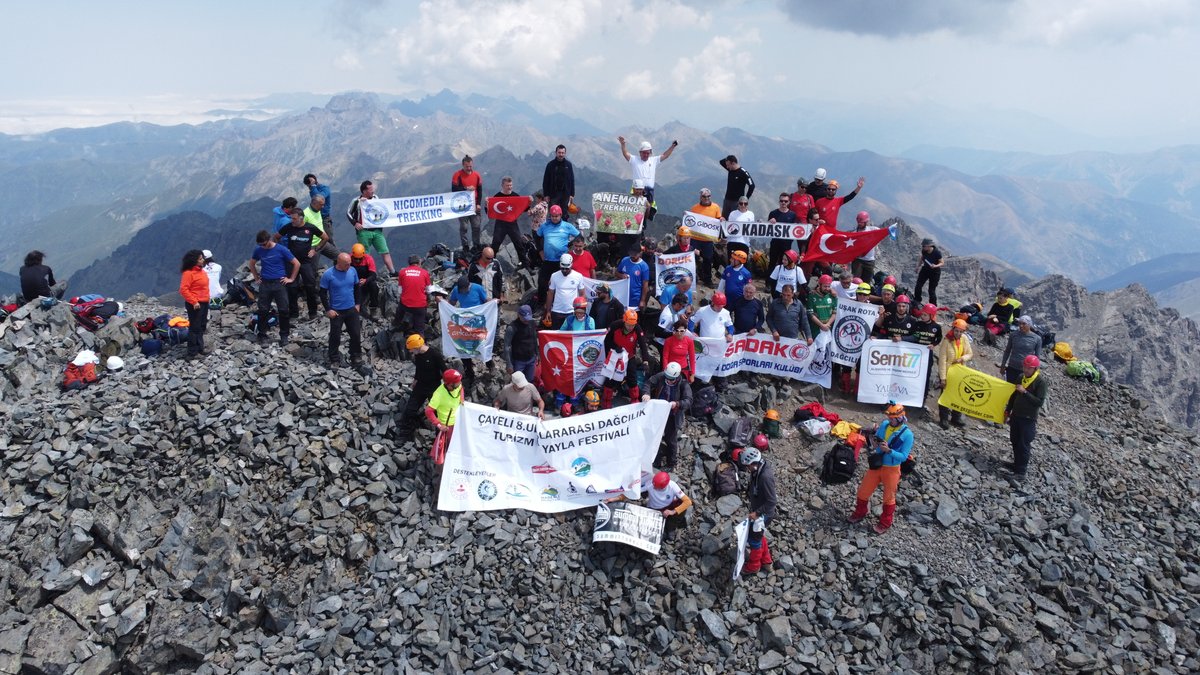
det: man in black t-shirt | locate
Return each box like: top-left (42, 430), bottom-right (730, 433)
top-left (277, 208), bottom-right (321, 319)
top-left (913, 238), bottom-right (944, 305)
top-left (766, 192), bottom-right (799, 272)
top-left (719, 154), bottom-right (754, 218)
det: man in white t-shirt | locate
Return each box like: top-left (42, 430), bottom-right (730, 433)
top-left (852, 211), bottom-right (880, 281)
top-left (769, 249), bottom-right (806, 299)
top-left (725, 197), bottom-right (754, 261)
top-left (618, 137), bottom-right (678, 204)
top-left (835, 269), bottom-right (858, 301)
top-left (545, 254), bottom-right (587, 328)
top-left (202, 250), bottom-right (225, 299)
top-left (693, 292), bottom-right (735, 342)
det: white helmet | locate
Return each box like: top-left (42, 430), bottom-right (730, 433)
top-left (664, 362), bottom-right (682, 378)
top-left (814, 168), bottom-right (827, 181)
top-left (740, 448), bottom-right (763, 465)
top-left (639, 141), bottom-right (653, 152)
top-left (559, 253), bottom-right (574, 267)
top-left (106, 356), bottom-right (125, 371)
top-left (632, 179), bottom-right (645, 189)
top-left (577, 218), bottom-right (591, 230)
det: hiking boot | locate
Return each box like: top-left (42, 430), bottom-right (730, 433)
top-left (938, 419), bottom-right (950, 430)
top-left (329, 356), bottom-right (343, 368)
top-left (873, 504), bottom-right (896, 534)
top-left (950, 418), bottom-right (967, 428)
top-left (279, 335), bottom-right (290, 347)
top-left (848, 498), bottom-right (870, 524)
top-left (352, 361), bottom-right (371, 376)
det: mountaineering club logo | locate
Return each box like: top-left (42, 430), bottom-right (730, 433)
top-left (446, 309), bottom-right (488, 355)
top-left (451, 192), bottom-right (473, 214)
top-left (361, 201), bottom-right (389, 227)
top-left (477, 479), bottom-right (498, 501)
top-left (571, 457), bottom-right (592, 477)
top-left (834, 316), bottom-right (870, 353)
top-left (594, 502), bottom-right (612, 529)
top-left (958, 373), bottom-right (992, 407)
top-left (575, 339), bottom-right (602, 369)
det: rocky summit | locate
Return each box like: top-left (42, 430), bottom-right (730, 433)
top-left (1, 254), bottom-right (1198, 674)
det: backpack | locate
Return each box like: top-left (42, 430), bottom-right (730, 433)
top-left (135, 318), bottom-right (157, 334)
top-left (140, 338), bottom-right (164, 357)
top-left (711, 461), bottom-right (740, 497)
top-left (226, 277), bottom-right (255, 306)
top-left (1066, 359), bottom-right (1102, 383)
top-left (727, 416), bottom-right (754, 447)
top-left (93, 300), bottom-right (120, 320)
top-left (71, 298), bottom-right (110, 331)
top-left (819, 442), bottom-right (857, 485)
top-left (61, 363), bottom-right (98, 391)
top-left (689, 385), bottom-right (721, 417)
top-left (374, 327), bottom-right (408, 360)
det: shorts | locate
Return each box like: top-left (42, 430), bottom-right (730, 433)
top-left (357, 228), bottom-right (389, 254)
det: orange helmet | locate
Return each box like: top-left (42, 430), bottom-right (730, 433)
top-left (623, 309), bottom-right (639, 325)
top-left (885, 403), bottom-right (905, 418)
top-left (567, 202), bottom-right (580, 214)
top-left (351, 243), bottom-right (366, 258)
top-left (764, 409), bottom-right (781, 421)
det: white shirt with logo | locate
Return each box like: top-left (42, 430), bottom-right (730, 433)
top-left (549, 270), bottom-right (587, 314)
top-left (693, 305), bottom-right (733, 339)
top-left (628, 155), bottom-right (661, 188)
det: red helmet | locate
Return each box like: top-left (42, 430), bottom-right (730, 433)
top-left (652, 471), bottom-right (670, 489)
top-left (884, 275), bottom-right (897, 286)
top-left (1024, 355), bottom-right (1041, 368)
top-left (752, 433), bottom-right (769, 450)
top-left (921, 303), bottom-right (938, 317)
top-left (784, 250), bottom-right (799, 262)
top-left (560, 402), bottom-right (573, 416)
top-left (856, 211), bottom-right (870, 224)
top-left (443, 369), bottom-right (462, 385)
top-left (572, 296), bottom-right (588, 309)
top-left (711, 292), bottom-right (727, 307)
top-left (818, 274), bottom-right (833, 285)
top-left (896, 295), bottom-right (911, 304)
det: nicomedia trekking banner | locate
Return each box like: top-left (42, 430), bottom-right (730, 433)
top-left (359, 191), bottom-right (477, 228)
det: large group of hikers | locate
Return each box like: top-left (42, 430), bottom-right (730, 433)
top-left (16, 142), bottom-right (1058, 572)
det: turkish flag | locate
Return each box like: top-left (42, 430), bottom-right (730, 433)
top-left (802, 224), bottom-right (891, 264)
top-left (487, 195), bottom-right (531, 221)
top-left (537, 329), bottom-right (607, 396)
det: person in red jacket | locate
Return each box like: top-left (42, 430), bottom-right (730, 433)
top-left (661, 319), bottom-right (696, 383)
top-left (179, 249), bottom-right (211, 359)
top-left (396, 254), bottom-right (433, 336)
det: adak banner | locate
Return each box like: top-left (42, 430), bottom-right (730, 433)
top-left (592, 502), bottom-right (664, 555)
top-left (654, 251), bottom-right (696, 299)
top-left (679, 211), bottom-right (722, 242)
top-left (438, 299), bottom-right (499, 361)
top-left (856, 339), bottom-right (930, 407)
top-left (936, 364), bottom-right (1016, 423)
top-left (694, 331), bottom-right (833, 387)
top-left (359, 191), bottom-right (477, 228)
top-left (591, 192), bottom-right (647, 235)
top-left (438, 401), bottom-right (670, 513)
top-left (830, 298), bottom-right (881, 366)
top-left (722, 220), bottom-right (813, 241)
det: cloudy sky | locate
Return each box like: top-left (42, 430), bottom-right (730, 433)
top-left (4, 0), bottom-right (1196, 152)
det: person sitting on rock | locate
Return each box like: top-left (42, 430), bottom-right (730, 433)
top-left (739, 447), bottom-right (777, 574)
top-left (493, 371), bottom-right (544, 419)
top-left (982, 287), bottom-right (1022, 346)
top-left (606, 470), bottom-right (693, 543)
top-left (848, 404), bottom-right (913, 534)
top-left (642, 362), bottom-right (693, 470)
top-left (398, 334), bottom-right (445, 442)
top-left (425, 369), bottom-right (466, 442)
top-left (602, 309), bottom-right (650, 408)
top-left (935, 319), bottom-right (973, 429)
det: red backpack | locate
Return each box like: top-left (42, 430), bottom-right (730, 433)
top-left (62, 363), bottom-right (98, 391)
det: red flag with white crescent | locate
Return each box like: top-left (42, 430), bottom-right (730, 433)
top-left (801, 224), bottom-right (891, 264)
top-left (537, 329), bottom-right (607, 396)
top-left (487, 195), bottom-right (532, 220)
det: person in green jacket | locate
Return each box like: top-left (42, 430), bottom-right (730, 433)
top-left (1004, 354), bottom-right (1048, 481)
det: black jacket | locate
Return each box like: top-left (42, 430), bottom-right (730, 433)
top-left (542, 158), bottom-right (575, 200)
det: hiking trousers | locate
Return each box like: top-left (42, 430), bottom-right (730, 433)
top-left (257, 280), bottom-right (291, 339)
top-left (328, 306), bottom-right (363, 362)
top-left (185, 301), bottom-right (208, 355)
top-left (857, 466), bottom-right (902, 506)
top-left (490, 221), bottom-right (524, 261)
top-left (1009, 415), bottom-right (1037, 474)
top-left (914, 267), bottom-right (940, 305)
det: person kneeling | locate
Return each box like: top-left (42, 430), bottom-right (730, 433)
top-left (607, 471), bottom-right (692, 543)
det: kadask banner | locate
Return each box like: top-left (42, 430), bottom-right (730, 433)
top-left (360, 191), bottom-right (476, 228)
top-left (538, 329), bottom-right (607, 396)
top-left (438, 401), bottom-right (670, 513)
top-left (937, 364), bottom-right (1016, 423)
top-left (856, 339), bottom-right (930, 407)
top-left (695, 331), bottom-right (832, 387)
top-left (722, 220), bottom-right (813, 241)
top-left (830, 298), bottom-right (881, 366)
top-left (438, 299), bottom-right (499, 361)
top-left (680, 211), bottom-right (722, 242)
top-left (654, 251), bottom-right (696, 299)
top-left (592, 192), bottom-right (647, 235)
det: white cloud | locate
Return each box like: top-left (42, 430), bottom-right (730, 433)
top-left (616, 70), bottom-right (655, 100)
top-left (672, 36), bottom-right (752, 101)
top-left (1008, 0), bottom-right (1195, 45)
top-left (333, 50), bottom-right (362, 71)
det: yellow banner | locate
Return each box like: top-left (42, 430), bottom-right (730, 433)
top-left (936, 364), bottom-right (1015, 423)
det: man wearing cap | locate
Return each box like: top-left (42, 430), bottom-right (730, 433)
top-left (1000, 315), bottom-right (1042, 384)
top-left (983, 288), bottom-right (1023, 346)
top-left (347, 180), bottom-right (397, 277)
top-left (398, 334), bottom-right (447, 441)
top-left (349, 243), bottom-right (380, 318)
top-left (319, 253), bottom-right (367, 373)
top-left (815, 176), bottom-right (866, 229)
top-left (767, 284), bottom-right (811, 343)
top-left (503, 305), bottom-right (539, 384)
top-left (568, 237), bottom-right (598, 279)
top-left (1004, 354), bottom-right (1047, 481)
top-left (807, 168), bottom-right (828, 197)
top-left (718, 155), bottom-right (755, 222)
top-left (198, 250), bottom-right (224, 302)
top-left (767, 192), bottom-right (800, 272)
top-left (718, 249), bottom-right (753, 300)
top-left (851, 212), bottom-right (880, 281)
top-left (589, 283), bottom-right (625, 330)
top-left (616, 245), bottom-right (651, 311)
top-left (729, 282), bottom-right (765, 335)
top-left (452, 155), bottom-right (484, 252)
top-left (494, 371), bottom-right (545, 418)
top-left (913, 238), bottom-right (945, 306)
top-left (806, 274), bottom-right (838, 337)
top-left (536, 205), bottom-right (581, 307)
top-left (546, 253), bottom-right (587, 328)
top-left (277, 207), bottom-right (322, 320)
top-left (695, 293), bottom-right (735, 343)
top-left (642, 361), bottom-right (693, 470)
top-left (936, 318), bottom-right (973, 429)
top-left (468, 246), bottom-right (504, 302)
top-left (725, 196), bottom-right (755, 262)
top-left (686, 190), bottom-right (721, 286)
top-left (602, 309), bottom-right (651, 408)
top-left (541, 144), bottom-right (575, 218)
top-left (619, 136), bottom-right (678, 205)
top-left (396, 254), bottom-right (432, 337)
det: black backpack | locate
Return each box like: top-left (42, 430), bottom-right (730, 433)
top-left (711, 461), bottom-right (740, 497)
top-left (727, 416), bottom-right (754, 448)
top-left (819, 442), bottom-right (857, 485)
top-left (689, 385), bottom-right (721, 417)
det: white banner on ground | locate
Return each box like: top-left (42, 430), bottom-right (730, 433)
top-left (438, 299), bottom-right (499, 361)
top-left (579, 276), bottom-right (631, 312)
top-left (733, 518), bottom-right (749, 580)
top-left (593, 502), bottom-right (664, 554)
top-left (830, 298), bottom-right (881, 366)
top-left (655, 251), bottom-right (697, 299)
top-left (694, 331), bottom-right (832, 387)
top-left (360, 191), bottom-right (477, 228)
top-left (856, 339), bottom-right (930, 407)
top-left (680, 211), bottom-right (722, 242)
top-left (438, 401), bottom-right (671, 513)
top-left (722, 220), bottom-right (813, 241)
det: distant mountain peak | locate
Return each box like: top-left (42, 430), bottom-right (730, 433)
top-left (326, 92), bottom-right (382, 113)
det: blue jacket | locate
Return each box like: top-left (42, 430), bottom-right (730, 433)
top-left (872, 422), bottom-right (913, 467)
top-left (309, 183), bottom-right (332, 218)
top-left (272, 206), bottom-right (292, 232)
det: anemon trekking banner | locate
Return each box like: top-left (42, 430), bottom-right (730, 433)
top-left (359, 191), bottom-right (477, 228)
top-left (937, 364), bottom-right (1016, 423)
top-left (856, 339), bottom-right (930, 407)
top-left (593, 502), bottom-right (664, 554)
top-left (591, 192), bottom-right (648, 235)
top-left (695, 331), bottom-right (832, 387)
top-left (654, 251), bottom-right (696, 299)
top-left (830, 298), bottom-right (881, 366)
top-left (538, 329), bottom-right (607, 397)
top-left (438, 401), bottom-right (670, 513)
top-left (722, 220), bottom-right (813, 241)
top-left (438, 299), bottom-right (499, 361)
top-left (680, 211), bottom-right (722, 242)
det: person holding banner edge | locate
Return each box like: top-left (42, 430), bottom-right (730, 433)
top-left (602, 309), bottom-right (651, 409)
top-left (452, 155), bottom-right (484, 252)
top-left (642, 362), bottom-right (693, 470)
top-left (1004, 354), bottom-right (1047, 481)
top-left (605, 470), bottom-right (692, 543)
top-left (767, 192), bottom-right (800, 272)
top-left (935, 319), bottom-right (973, 429)
top-left (686, 191), bottom-right (721, 286)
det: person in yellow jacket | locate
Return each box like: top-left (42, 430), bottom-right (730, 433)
top-left (935, 319), bottom-right (973, 429)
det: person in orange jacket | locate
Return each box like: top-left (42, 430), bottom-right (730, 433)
top-left (179, 249), bottom-right (211, 359)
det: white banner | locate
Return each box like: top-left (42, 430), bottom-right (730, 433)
top-left (593, 502), bottom-right (664, 554)
top-left (856, 339), bottom-right (930, 407)
top-left (831, 298), bottom-right (881, 366)
top-left (694, 331), bottom-right (832, 387)
top-left (438, 401), bottom-right (671, 513)
top-left (592, 192), bottom-right (647, 235)
top-left (600, 350), bottom-right (628, 381)
top-left (733, 519), bottom-right (749, 580)
top-left (579, 276), bottom-right (631, 312)
top-left (439, 299), bottom-right (499, 361)
top-left (360, 191), bottom-right (477, 229)
top-left (680, 211), bottom-right (722, 242)
top-left (655, 251), bottom-right (697, 300)
top-left (722, 220), bottom-right (813, 241)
